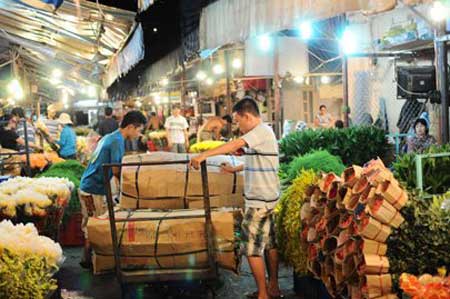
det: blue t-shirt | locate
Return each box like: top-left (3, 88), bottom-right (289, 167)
top-left (57, 125), bottom-right (77, 158)
top-left (80, 130), bottom-right (125, 195)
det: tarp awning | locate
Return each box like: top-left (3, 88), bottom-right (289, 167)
top-left (0, 0), bottom-right (136, 96)
top-left (103, 24), bottom-right (145, 88)
top-left (199, 0), bottom-right (431, 50)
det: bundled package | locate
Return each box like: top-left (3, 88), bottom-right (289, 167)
top-left (120, 152), bottom-right (244, 209)
top-left (87, 207), bottom-right (242, 274)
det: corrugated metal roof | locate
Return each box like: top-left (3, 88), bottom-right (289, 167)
top-left (0, 0), bottom-right (135, 98)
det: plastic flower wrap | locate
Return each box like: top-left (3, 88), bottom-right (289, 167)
top-left (0, 220), bottom-right (62, 299)
top-left (0, 220), bottom-right (63, 266)
top-left (190, 141), bottom-right (226, 153)
top-left (400, 272), bottom-right (450, 299)
top-left (0, 177), bottom-right (73, 217)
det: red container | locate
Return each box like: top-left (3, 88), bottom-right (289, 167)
top-left (59, 212), bottom-right (84, 246)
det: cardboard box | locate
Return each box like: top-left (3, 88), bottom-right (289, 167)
top-left (120, 153), bottom-right (244, 209)
top-left (87, 208), bottom-right (242, 274)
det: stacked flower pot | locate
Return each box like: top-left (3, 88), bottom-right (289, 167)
top-left (300, 159), bottom-right (408, 299)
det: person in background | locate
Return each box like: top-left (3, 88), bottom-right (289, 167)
top-left (0, 114), bottom-right (41, 151)
top-left (98, 107), bottom-right (118, 137)
top-left (12, 107), bottom-right (37, 152)
top-left (334, 120), bottom-right (344, 129)
top-left (52, 113), bottom-right (77, 159)
top-left (191, 97), bottom-right (282, 299)
top-left (407, 118), bottom-right (437, 154)
top-left (165, 105), bottom-right (189, 153)
top-left (146, 112), bottom-right (162, 131)
top-left (79, 111), bottom-right (147, 268)
top-left (44, 104), bottom-right (61, 139)
top-left (314, 104), bottom-right (334, 128)
top-left (197, 115), bottom-right (232, 142)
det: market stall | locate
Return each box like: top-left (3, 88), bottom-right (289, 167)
top-left (275, 126), bottom-right (450, 299)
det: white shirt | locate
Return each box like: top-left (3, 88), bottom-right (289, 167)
top-left (165, 115), bottom-right (189, 144)
top-left (241, 123), bottom-right (280, 209)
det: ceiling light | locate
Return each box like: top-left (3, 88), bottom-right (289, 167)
top-left (213, 64), bottom-right (224, 75)
top-left (232, 58), bottom-right (242, 69)
top-left (293, 76), bottom-right (304, 84)
top-left (160, 78), bottom-right (169, 86)
top-left (321, 76), bottom-right (331, 84)
top-left (196, 71), bottom-right (207, 81)
top-left (206, 78), bottom-right (213, 85)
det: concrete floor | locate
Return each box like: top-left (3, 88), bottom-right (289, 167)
top-left (58, 247), bottom-right (297, 299)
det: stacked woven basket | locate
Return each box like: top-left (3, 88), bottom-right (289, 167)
top-left (300, 158), bottom-right (408, 299)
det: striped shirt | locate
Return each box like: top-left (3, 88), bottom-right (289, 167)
top-left (241, 123), bottom-right (280, 209)
top-left (16, 121), bottom-right (36, 151)
top-left (44, 119), bottom-right (60, 139)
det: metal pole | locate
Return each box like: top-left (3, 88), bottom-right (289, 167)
top-left (102, 166), bottom-right (123, 284)
top-left (273, 38), bottom-right (281, 138)
top-left (435, 24), bottom-right (449, 144)
top-left (200, 161), bottom-right (217, 276)
top-left (181, 64), bottom-right (186, 111)
top-left (225, 49), bottom-right (232, 137)
top-left (342, 55), bottom-right (350, 127)
top-left (23, 120), bottom-right (31, 177)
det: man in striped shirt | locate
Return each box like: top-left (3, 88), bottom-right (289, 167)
top-left (191, 97), bottom-right (282, 299)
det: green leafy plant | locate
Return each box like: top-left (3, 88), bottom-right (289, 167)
top-left (280, 126), bottom-right (393, 166)
top-left (38, 160), bottom-right (86, 222)
top-left (0, 249), bottom-right (57, 299)
top-left (393, 144), bottom-right (450, 194)
top-left (387, 191), bottom-right (450, 279)
top-left (281, 150), bottom-right (344, 189)
top-left (275, 169), bottom-right (318, 274)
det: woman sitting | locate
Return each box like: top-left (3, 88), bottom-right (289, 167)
top-left (407, 118), bottom-right (437, 154)
top-left (54, 113), bottom-right (77, 159)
